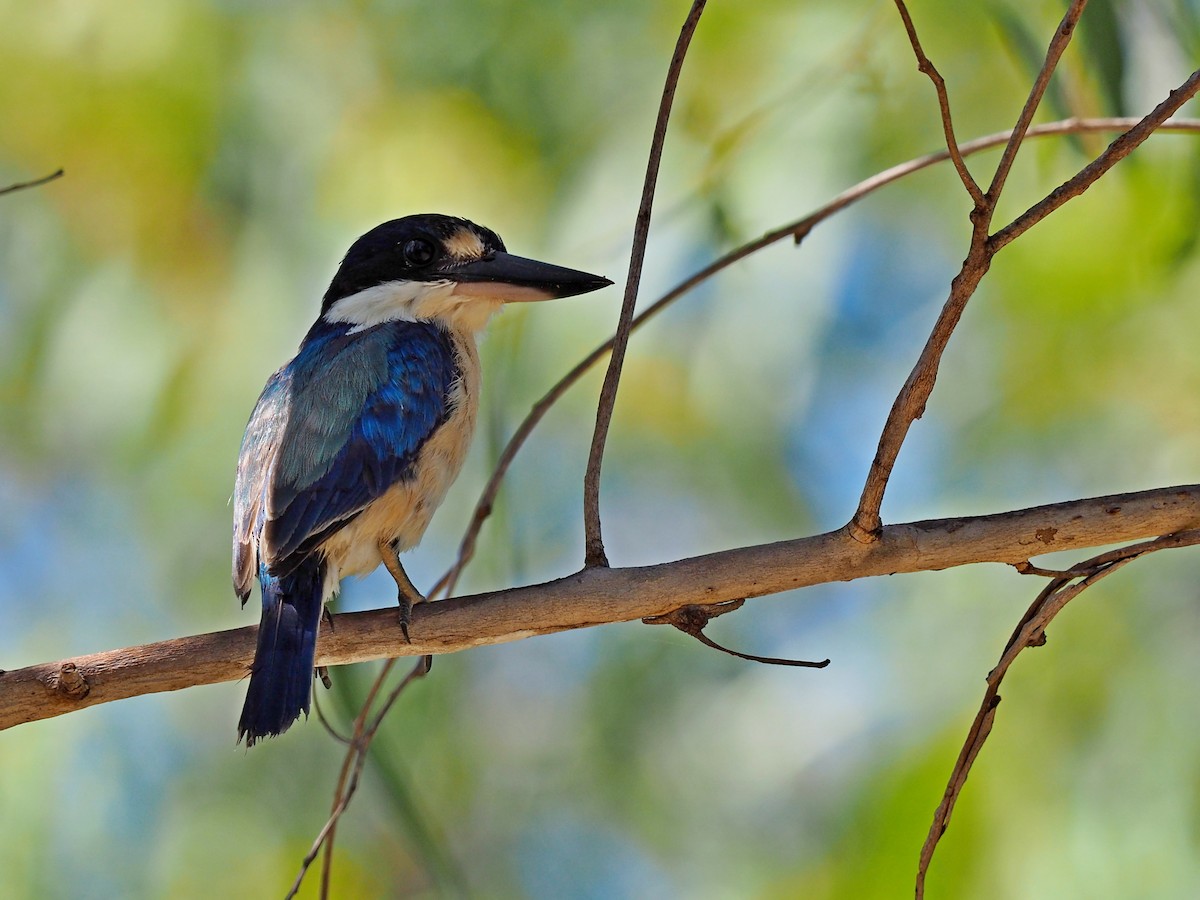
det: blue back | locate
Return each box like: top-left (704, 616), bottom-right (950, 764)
top-left (232, 319), bottom-right (459, 600)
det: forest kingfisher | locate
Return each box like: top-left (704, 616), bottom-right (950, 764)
top-left (232, 214), bottom-right (611, 745)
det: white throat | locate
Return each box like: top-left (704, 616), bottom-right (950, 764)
top-left (323, 279), bottom-right (504, 333)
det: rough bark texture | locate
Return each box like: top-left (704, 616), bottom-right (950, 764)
top-left (3, 483), bottom-right (1197, 731)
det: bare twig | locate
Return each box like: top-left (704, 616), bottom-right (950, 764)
top-left (1013, 560), bottom-right (1089, 579)
top-left (316, 657), bottom-right (396, 897)
top-left (435, 117), bottom-right (1200, 598)
top-left (892, 0), bottom-right (984, 203)
top-left (851, 27), bottom-right (1196, 540)
top-left (985, 0), bottom-right (1089, 203)
top-left (0, 168), bottom-right (63, 197)
top-left (287, 656), bottom-right (430, 900)
top-left (914, 529), bottom-right (1200, 898)
top-left (5, 484), bottom-right (1200, 731)
top-left (851, 2), bottom-right (1093, 542)
top-left (311, 683), bottom-right (352, 745)
top-left (313, 657), bottom-right (397, 899)
top-left (317, 655), bottom-right (435, 896)
top-left (992, 68), bottom-right (1200, 251)
top-left (644, 602), bottom-right (831, 668)
top-left (583, 0), bottom-right (708, 568)
top-left (848, 253), bottom-right (990, 541)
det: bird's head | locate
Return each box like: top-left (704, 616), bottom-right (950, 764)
top-left (321, 214), bottom-right (612, 332)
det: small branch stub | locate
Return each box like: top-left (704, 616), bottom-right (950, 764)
top-left (48, 663), bottom-right (90, 700)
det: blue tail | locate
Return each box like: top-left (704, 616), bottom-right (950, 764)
top-left (238, 554), bottom-right (327, 746)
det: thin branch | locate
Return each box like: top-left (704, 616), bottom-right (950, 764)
top-left (311, 684), bottom-right (352, 745)
top-left (434, 117), bottom-right (1200, 598)
top-left (583, 0), bottom-right (708, 568)
top-left (5, 484), bottom-right (1200, 731)
top-left (288, 656), bottom-right (429, 900)
top-left (892, 0), bottom-right (984, 204)
top-left (0, 168), bottom-right (63, 197)
top-left (644, 602), bottom-right (831, 668)
top-left (851, 74), bottom-right (1200, 541)
top-left (914, 529), bottom-right (1200, 898)
top-left (852, 1), bottom-right (1092, 541)
top-left (315, 654), bottom-right (435, 896)
top-left (992, 68), bottom-right (1200, 251)
top-left (314, 657), bottom-right (398, 899)
top-left (985, 0), bottom-right (1089, 204)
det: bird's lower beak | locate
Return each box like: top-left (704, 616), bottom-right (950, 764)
top-left (448, 251), bottom-right (612, 302)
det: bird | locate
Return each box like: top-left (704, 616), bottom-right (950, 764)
top-left (232, 214), bottom-right (611, 745)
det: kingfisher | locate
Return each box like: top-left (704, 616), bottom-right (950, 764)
top-left (232, 214), bottom-right (611, 745)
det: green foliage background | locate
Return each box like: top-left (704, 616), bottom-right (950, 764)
top-left (2, 0), bottom-right (1200, 896)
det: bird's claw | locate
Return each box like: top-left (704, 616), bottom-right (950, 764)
top-left (398, 592), bottom-right (413, 643)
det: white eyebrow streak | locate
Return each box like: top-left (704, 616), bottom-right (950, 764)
top-left (443, 227), bottom-right (486, 261)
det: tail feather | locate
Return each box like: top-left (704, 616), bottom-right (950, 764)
top-left (238, 554), bottom-right (327, 746)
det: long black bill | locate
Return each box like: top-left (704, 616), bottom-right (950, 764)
top-left (448, 251), bottom-right (612, 301)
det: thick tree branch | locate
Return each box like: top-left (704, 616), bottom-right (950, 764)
top-left (4, 484), bottom-right (1199, 731)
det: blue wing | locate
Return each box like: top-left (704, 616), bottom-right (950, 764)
top-left (233, 320), bottom-right (458, 600)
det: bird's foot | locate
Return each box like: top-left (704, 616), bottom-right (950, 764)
top-left (395, 583), bottom-right (426, 643)
top-left (379, 540), bottom-right (424, 643)
top-left (399, 592), bottom-right (413, 642)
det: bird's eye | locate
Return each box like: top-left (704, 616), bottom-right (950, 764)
top-left (402, 239), bottom-right (436, 267)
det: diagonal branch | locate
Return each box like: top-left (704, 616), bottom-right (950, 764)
top-left (433, 117), bottom-right (1200, 601)
top-left (850, 1), bottom-right (1094, 543)
top-left (991, 68), bottom-right (1200, 251)
top-left (0, 168), bottom-right (63, 197)
top-left (4, 483), bottom-right (1200, 731)
top-left (288, 656), bottom-right (431, 900)
top-left (850, 69), bottom-right (1200, 541)
top-left (914, 529), bottom-right (1200, 899)
top-left (985, 0), bottom-right (1089, 204)
top-left (582, 0), bottom-right (708, 568)
top-left (892, 0), bottom-right (984, 204)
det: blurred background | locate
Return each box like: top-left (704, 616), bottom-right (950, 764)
top-left (3, 0), bottom-right (1200, 896)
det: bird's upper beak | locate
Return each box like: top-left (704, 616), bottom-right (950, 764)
top-left (448, 252), bottom-right (612, 302)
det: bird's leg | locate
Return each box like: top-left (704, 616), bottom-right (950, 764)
top-left (378, 539), bottom-right (424, 641)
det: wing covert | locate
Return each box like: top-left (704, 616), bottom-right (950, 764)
top-left (233, 321), bottom-right (458, 589)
